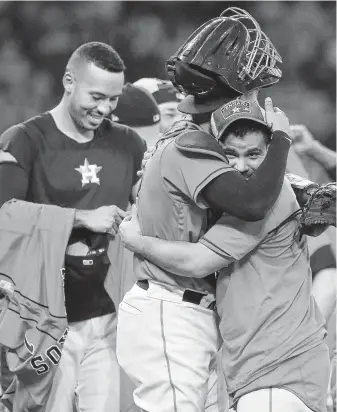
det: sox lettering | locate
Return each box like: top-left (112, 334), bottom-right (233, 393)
top-left (30, 328), bottom-right (68, 375)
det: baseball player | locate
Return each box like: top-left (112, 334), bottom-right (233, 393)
top-left (0, 42), bottom-right (146, 412)
top-left (115, 8), bottom-right (295, 411)
top-left (119, 98), bottom-right (331, 412)
top-left (133, 77), bottom-right (185, 133)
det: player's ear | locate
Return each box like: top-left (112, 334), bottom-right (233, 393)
top-left (63, 69), bottom-right (75, 93)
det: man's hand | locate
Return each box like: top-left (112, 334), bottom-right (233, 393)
top-left (119, 205), bottom-right (143, 253)
top-left (265, 97), bottom-right (290, 136)
top-left (76, 206), bottom-right (128, 236)
top-left (289, 124), bottom-right (315, 155)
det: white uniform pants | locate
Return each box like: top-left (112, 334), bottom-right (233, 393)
top-left (116, 282), bottom-right (225, 412)
top-left (236, 388), bottom-right (315, 412)
top-left (45, 312), bottom-right (120, 412)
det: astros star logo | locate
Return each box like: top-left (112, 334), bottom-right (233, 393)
top-left (75, 158), bottom-right (102, 187)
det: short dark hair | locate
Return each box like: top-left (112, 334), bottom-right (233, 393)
top-left (220, 119), bottom-right (271, 145)
top-left (67, 41), bottom-right (126, 73)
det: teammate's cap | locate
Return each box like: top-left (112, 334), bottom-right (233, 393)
top-left (112, 83), bottom-right (161, 127)
top-left (133, 78), bottom-right (184, 105)
top-left (211, 98), bottom-right (267, 141)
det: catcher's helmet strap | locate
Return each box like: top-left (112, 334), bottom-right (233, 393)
top-left (175, 130), bottom-right (228, 163)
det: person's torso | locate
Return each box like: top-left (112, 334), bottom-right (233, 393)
top-left (136, 139), bottom-right (215, 293)
top-left (24, 113), bottom-right (137, 210)
top-left (19, 113), bottom-right (143, 321)
top-left (216, 179), bottom-right (327, 392)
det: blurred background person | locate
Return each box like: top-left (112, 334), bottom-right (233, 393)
top-left (0, 1), bottom-right (333, 153)
top-left (113, 82), bottom-right (161, 148)
top-left (133, 77), bottom-right (186, 132)
top-left (290, 124), bottom-right (336, 182)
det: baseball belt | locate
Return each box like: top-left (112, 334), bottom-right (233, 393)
top-left (136, 280), bottom-right (216, 310)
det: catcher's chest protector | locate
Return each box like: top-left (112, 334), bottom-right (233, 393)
top-left (175, 129), bottom-right (228, 163)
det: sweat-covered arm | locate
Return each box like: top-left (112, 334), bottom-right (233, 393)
top-left (202, 130), bottom-right (291, 221)
top-left (118, 208), bottom-right (234, 277)
top-left (132, 236), bottom-right (233, 278)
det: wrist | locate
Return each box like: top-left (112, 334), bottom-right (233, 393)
top-left (272, 130), bottom-right (292, 145)
top-left (74, 209), bottom-right (90, 228)
top-left (134, 234), bottom-right (146, 255)
top-left (305, 139), bottom-right (320, 156)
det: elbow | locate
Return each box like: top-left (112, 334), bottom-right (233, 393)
top-left (237, 207), bottom-right (267, 222)
top-left (242, 199), bottom-right (272, 221)
top-left (244, 210), bottom-right (267, 222)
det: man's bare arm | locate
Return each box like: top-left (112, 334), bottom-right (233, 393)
top-left (119, 215), bottom-right (233, 277)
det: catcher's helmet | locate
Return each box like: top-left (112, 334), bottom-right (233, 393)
top-left (167, 7), bottom-right (282, 114)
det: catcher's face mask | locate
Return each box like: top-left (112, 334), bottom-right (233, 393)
top-left (166, 7), bottom-right (282, 96)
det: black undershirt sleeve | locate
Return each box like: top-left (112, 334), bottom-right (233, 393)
top-left (311, 245), bottom-right (336, 279)
top-left (327, 165), bottom-right (336, 182)
top-left (0, 162), bottom-right (28, 207)
top-left (201, 131), bottom-right (291, 221)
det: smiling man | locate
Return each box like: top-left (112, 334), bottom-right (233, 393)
top-left (0, 42), bottom-right (146, 412)
top-left (119, 99), bottom-right (330, 412)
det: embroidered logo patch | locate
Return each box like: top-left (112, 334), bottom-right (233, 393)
top-left (221, 100), bottom-right (251, 120)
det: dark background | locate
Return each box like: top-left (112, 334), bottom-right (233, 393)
top-left (0, 1), bottom-right (335, 148)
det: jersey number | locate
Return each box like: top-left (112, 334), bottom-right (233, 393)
top-left (30, 345), bottom-right (62, 375)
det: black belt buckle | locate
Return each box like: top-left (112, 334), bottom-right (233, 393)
top-left (137, 280), bottom-right (149, 290)
top-left (182, 288), bottom-right (207, 305)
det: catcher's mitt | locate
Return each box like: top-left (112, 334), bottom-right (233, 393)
top-left (287, 173), bottom-right (336, 237)
top-left (299, 181), bottom-right (336, 237)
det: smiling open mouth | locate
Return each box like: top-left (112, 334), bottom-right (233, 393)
top-left (88, 113), bottom-right (103, 123)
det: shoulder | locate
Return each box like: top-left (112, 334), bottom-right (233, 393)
top-left (0, 113), bottom-right (51, 167)
top-left (1, 112), bottom-right (51, 144)
top-left (100, 118), bottom-right (136, 139)
top-left (175, 130), bottom-right (228, 163)
top-left (100, 119), bottom-right (146, 154)
top-left (0, 121), bottom-right (31, 147)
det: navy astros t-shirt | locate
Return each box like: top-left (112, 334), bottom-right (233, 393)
top-left (0, 112), bottom-right (146, 321)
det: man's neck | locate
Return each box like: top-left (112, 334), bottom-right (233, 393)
top-left (50, 97), bottom-right (94, 143)
top-left (200, 121), bottom-right (210, 133)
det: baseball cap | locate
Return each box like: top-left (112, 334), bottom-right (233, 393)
top-left (112, 83), bottom-right (161, 127)
top-left (133, 78), bottom-right (184, 105)
top-left (211, 98), bottom-right (267, 141)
